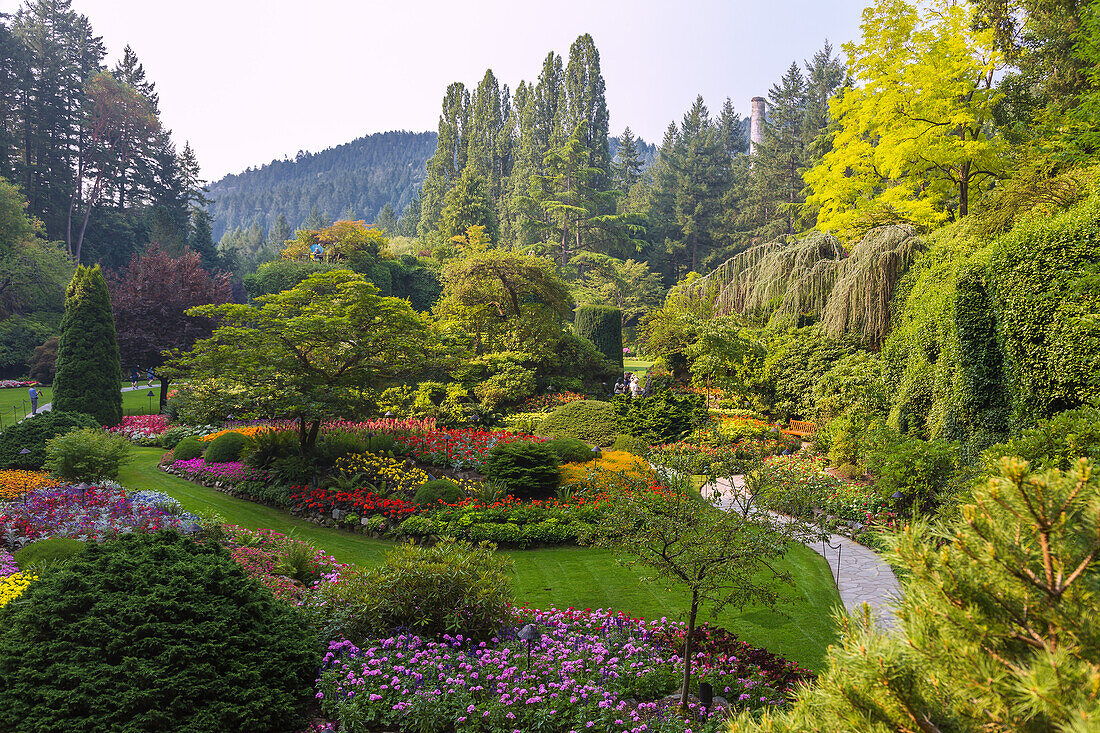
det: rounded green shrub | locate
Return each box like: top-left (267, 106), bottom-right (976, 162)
top-left (171, 436), bottom-right (206, 461)
top-left (161, 426), bottom-right (191, 450)
top-left (538, 399), bottom-right (619, 446)
top-left (44, 427), bottom-right (131, 481)
top-left (413, 478), bottom-right (465, 507)
top-left (484, 440), bottom-right (560, 500)
top-left (13, 537), bottom-right (86, 573)
top-left (544, 436), bottom-right (596, 463)
top-left (0, 410), bottom-right (100, 470)
top-left (303, 538), bottom-right (513, 642)
top-left (612, 434), bottom-right (651, 456)
top-left (0, 530), bottom-right (317, 732)
top-left (203, 431), bottom-right (252, 463)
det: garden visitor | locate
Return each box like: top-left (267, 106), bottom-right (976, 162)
top-left (629, 374), bottom-right (642, 398)
top-left (146, 367), bottom-right (155, 388)
top-left (310, 241), bottom-right (324, 261)
top-left (613, 377), bottom-right (625, 396)
top-left (28, 385), bottom-right (38, 415)
top-left (129, 367), bottom-right (139, 389)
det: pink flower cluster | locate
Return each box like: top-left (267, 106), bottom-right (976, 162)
top-left (0, 547), bottom-right (17, 577)
top-left (168, 458), bottom-right (265, 485)
top-left (106, 415), bottom-right (170, 445)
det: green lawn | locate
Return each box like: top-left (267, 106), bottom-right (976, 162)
top-left (623, 357), bottom-right (655, 376)
top-left (0, 382), bottom-right (162, 428)
top-left (119, 446), bottom-right (842, 670)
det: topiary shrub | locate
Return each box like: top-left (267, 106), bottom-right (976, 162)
top-left (13, 537), bottom-right (86, 574)
top-left (538, 399), bottom-right (620, 446)
top-left (612, 434), bottom-right (651, 456)
top-left (413, 478), bottom-right (465, 507)
top-left (51, 265), bottom-right (124, 426)
top-left (484, 440), bottom-right (560, 500)
top-left (203, 431), bottom-right (252, 463)
top-left (172, 436), bottom-right (206, 462)
top-left (613, 391), bottom-right (707, 445)
top-left (303, 538), bottom-right (513, 642)
top-left (544, 436), bottom-right (596, 463)
top-left (0, 410), bottom-right (100, 470)
top-left (44, 427), bottom-right (131, 481)
top-left (0, 530), bottom-right (317, 732)
top-left (575, 304), bottom-right (624, 369)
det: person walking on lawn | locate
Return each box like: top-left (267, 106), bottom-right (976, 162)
top-left (28, 385), bottom-right (38, 415)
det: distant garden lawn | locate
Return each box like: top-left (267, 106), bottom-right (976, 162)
top-left (0, 382), bottom-right (161, 427)
top-left (119, 446), bottom-right (841, 671)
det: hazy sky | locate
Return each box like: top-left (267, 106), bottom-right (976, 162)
top-left (1, 0), bottom-right (869, 181)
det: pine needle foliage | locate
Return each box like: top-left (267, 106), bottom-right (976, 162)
top-left (727, 456), bottom-right (1100, 733)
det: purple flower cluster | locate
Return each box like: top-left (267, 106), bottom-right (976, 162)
top-left (0, 485), bottom-right (189, 550)
top-left (169, 458), bottom-right (265, 485)
top-left (316, 607), bottom-right (789, 733)
top-left (0, 547), bottom-right (17, 576)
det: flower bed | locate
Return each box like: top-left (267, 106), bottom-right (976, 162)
top-left (334, 452), bottom-right (432, 494)
top-left (0, 470), bottom-right (63, 502)
top-left (0, 547), bottom-right (16, 576)
top-left (520, 391), bottom-right (588, 413)
top-left (223, 526), bottom-right (348, 603)
top-left (106, 414), bottom-right (170, 445)
top-left (0, 484), bottom-right (193, 549)
top-left (0, 380), bottom-right (36, 389)
top-left (395, 429), bottom-right (543, 470)
top-left (0, 571), bottom-right (36, 608)
top-left (164, 458), bottom-right (266, 486)
top-left (197, 425), bottom-right (274, 442)
top-left (315, 607), bottom-right (812, 733)
top-left (289, 486), bottom-right (417, 522)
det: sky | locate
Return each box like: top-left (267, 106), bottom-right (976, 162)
top-left (1, 0), bottom-right (869, 181)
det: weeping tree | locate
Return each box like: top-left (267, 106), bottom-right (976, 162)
top-left (676, 226), bottom-right (922, 346)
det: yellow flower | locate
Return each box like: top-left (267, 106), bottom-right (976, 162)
top-left (0, 572), bottom-right (38, 607)
top-left (0, 470), bottom-right (63, 501)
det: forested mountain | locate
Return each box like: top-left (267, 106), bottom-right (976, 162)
top-left (206, 131), bottom-right (438, 240)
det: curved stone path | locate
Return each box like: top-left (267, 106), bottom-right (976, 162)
top-left (710, 475), bottom-right (901, 629)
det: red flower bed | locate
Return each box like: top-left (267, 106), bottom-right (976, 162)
top-left (288, 486), bottom-right (416, 519)
top-left (394, 428), bottom-right (544, 469)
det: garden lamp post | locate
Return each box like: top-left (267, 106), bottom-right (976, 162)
top-left (76, 482), bottom-right (89, 505)
top-left (517, 623), bottom-right (541, 669)
top-left (147, 390), bottom-right (155, 414)
top-left (590, 445), bottom-right (601, 469)
top-left (384, 411), bottom-right (394, 420)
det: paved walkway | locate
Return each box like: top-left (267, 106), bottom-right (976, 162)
top-left (709, 475), bottom-right (901, 629)
top-left (23, 384), bottom-right (157, 421)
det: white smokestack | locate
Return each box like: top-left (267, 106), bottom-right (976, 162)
top-left (749, 96), bottom-right (765, 155)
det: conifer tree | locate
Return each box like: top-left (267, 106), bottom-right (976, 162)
top-left (418, 82), bottom-right (470, 242)
top-left (372, 203), bottom-right (397, 236)
top-left (727, 455), bottom-right (1100, 732)
top-left (52, 264), bottom-right (123, 425)
top-left (188, 208), bottom-right (220, 272)
top-left (267, 213), bottom-right (291, 251)
top-left (612, 127), bottom-right (644, 196)
top-left (563, 34), bottom-right (612, 191)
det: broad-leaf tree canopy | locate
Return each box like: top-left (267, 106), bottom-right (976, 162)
top-left (174, 270), bottom-right (435, 452)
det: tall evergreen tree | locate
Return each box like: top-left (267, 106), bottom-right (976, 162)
top-left (418, 82), bottom-right (469, 242)
top-left (267, 213), bottom-right (291, 251)
top-left (51, 264), bottom-right (123, 425)
top-left (612, 127), bottom-right (644, 196)
top-left (672, 97), bottom-right (729, 273)
top-left (563, 34), bottom-right (612, 191)
top-left (372, 203), bottom-right (397, 235)
top-left (188, 208), bottom-right (219, 272)
top-left (437, 169), bottom-right (497, 246)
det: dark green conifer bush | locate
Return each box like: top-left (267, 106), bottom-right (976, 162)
top-left (0, 531), bottom-right (318, 732)
top-left (51, 265), bottom-right (124, 426)
top-left (484, 440), bottom-right (561, 499)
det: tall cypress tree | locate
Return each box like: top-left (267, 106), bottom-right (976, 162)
top-left (52, 264), bottom-right (123, 425)
top-left (563, 34), bottom-right (612, 191)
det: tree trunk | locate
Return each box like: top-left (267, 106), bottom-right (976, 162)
top-left (298, 417), bottom-right (321, 454)
top-left (959, 160), bottom-right (970, 217)
top-left (158, 376), bottom-right (170, 412)
top-left (679, 593), bottom-right (699, 711)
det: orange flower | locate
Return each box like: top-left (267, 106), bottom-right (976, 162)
top-left (0, 470), bottom-right (63, 501)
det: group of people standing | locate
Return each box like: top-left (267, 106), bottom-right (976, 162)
top-left (613, 372), bottom-right (644, 398)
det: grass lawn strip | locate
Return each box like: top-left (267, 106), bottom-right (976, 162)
top-left (119, 446), bottom-right (841, 670)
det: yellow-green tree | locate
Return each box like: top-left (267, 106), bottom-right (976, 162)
top-left (806, 0), bottom-right (1008, 237)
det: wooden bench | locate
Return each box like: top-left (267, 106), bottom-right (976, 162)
top-left (785, 420), bottom-right (817, 437)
